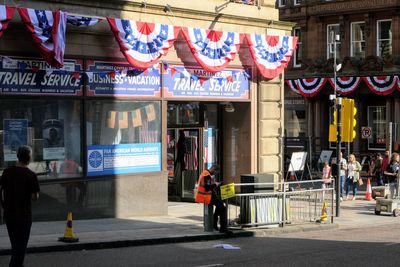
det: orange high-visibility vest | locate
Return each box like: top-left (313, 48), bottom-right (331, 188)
top-left (195, 169), bottom-right (212, 204)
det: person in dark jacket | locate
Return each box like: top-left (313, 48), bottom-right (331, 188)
top-left (0, 146), bottom-right (40, 267)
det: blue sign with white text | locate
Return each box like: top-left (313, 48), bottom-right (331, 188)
top-left (3, 119), bottom-right (28, 161)
top-left (87, 143), bottom-right (161, 176)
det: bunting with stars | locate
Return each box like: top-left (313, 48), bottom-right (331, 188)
top-left (67, 15), bottom-right (101, 26)
top-left (181, 27), bottom-right (242, 73)
top-left (107, 18), bottom-right (179, 69)
top-left (245, 34), bottom-right (297, 79)
top-left (0, 5), bottom-right (15, 37)
top-left (18, 8), bottom-right (67, 68)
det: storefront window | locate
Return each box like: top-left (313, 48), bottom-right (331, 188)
top-left (284, 98), bottom-right (306, 138)
top-left (167, 102), bottom-right (201, 127)
top-left (0, 99), bottom-right (82, 179)
top-left (368, 106), bottom-right (386, 150)
top-left (86, 100), bottom-right (161, 176)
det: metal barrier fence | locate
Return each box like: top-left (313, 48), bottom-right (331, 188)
top-left (227, 180), bottom-right (335, 228)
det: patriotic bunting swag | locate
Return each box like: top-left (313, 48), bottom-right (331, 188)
top-left (245, 34), bottom-right (297, 79)
top-left (181, 27), bottom-right (242, 73)
top-left (329, 76), bottom-right (361, 95)
top-left (285, 79), bottom-right (299, 94)
top-left (297, 78), bottom-right (327, 97)
top-left (398, 75), bottom-right (400, 91)
top-left (0, 5), bottom-right (14, 37)
top-left (18, 8), bottom-right (67, 68)
top-left (107, 18), bottom-right (178, 69)
top-left (67, 15), bottom-right (101, 26)
top-left (363, 76), bottom-right (397, 95)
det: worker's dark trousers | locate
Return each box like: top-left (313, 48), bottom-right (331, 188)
top-left (211, 191), bottom-right (227, 232)
top-left (6, 220), bottom-right (32, 267)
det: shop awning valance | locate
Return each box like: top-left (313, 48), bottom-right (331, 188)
top-left (286, 75), bottom-right (400, 97)
top-left (0, 4), bottom-right (296, 79)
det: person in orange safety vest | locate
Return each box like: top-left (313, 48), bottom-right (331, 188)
top-left (195, 165), bottom-right (228, 233)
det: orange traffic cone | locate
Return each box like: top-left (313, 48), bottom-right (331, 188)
top-left (58, 212), bottom-right (79, 243)
top-left (320, 200), bottom-right (328, 223)
top-left (365, 178), bottom-right (373, 201)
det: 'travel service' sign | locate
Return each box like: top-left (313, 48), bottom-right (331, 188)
top-left (87, 143), bottom-right (161, 176)
top-left (0, 57), bottom-right (83, 96)
top-left (86, 61), bottom-right (161, 97)
top-left (163, 66), bottom-right (250, 100)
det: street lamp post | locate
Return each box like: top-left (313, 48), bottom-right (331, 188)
top-left (334, 34), bottom-right (342, 217)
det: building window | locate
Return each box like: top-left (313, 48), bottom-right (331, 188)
top-left (368, 106), bottom-right (386, 150)
top-left (284, 98), bottom-right (306, 137)
top-left (377, 20), bottom-right (392, 57)
top-left (351, 22), bottom-right (366, 58)
top-left (294, 0), bottom-right (301, 5)
top-left (327, 24), bottom-right (341, 59)
top-left (293, 27), bottom-right (302, 67)
top-left (86, 100), bottom-right (161, 176)
top-left (278, 0), bottom-right (286, 7)
top-left (0, 99), bottom-right (82, 178)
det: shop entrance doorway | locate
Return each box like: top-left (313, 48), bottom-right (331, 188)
top-left (167, 128), bottom-right (203, 200)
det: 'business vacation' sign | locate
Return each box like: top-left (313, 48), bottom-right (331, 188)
top-left (86, 61), bottom-right (161, 98)
top-left (0, 57), bottom-right (83, 96)
top-left (163, 66), bottom-right (250, 100)
top-left (87, 143), bottom-right (161, 176)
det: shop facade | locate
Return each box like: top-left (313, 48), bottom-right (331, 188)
top-left (0, 0), bottom-right (294, 221)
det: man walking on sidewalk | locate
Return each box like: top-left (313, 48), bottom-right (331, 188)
top-left (0, 146), bottom-right (40, 267)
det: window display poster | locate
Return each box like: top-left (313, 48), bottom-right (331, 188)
top-left (163, 66), bottom-right (250, 100)
top-left (87, 143), bottom-right (162, 176)
top-left (3, 119), bottom-right (28, 161)
top-left (43, 119), bottom-right (65, 160)
top-left (86, 60), bottom-right (161, 98)
top-left (288, 152), bottom-right (308, 172)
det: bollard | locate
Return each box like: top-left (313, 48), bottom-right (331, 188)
top-left (203, 204), bottom-right (214, 232)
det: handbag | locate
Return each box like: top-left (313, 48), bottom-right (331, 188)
top-left (357, 178), bottom-right (364, 186)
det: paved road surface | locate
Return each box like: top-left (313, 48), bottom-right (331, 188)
top-left (1, 221), bottom-right (400, 267)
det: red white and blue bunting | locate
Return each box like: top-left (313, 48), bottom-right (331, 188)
top-left (328, 76), bottom-right (361, 95)
top-left (397, 75), bottom-right (400, 91)
top-left (107, 19), bottom-right (178, 69)
top-left (66, 15), bottom-right (101, 27)
top-left (0, 5), bottom-right (14, 37)
top-left (285, 79), bottom-right (299, 94)
top-left (363, 76), bottom-right (397, 96)
top-left (245, 34), bottom-right (297, 79)
top-left (181, 28), bottom-right (242, 73)
top-left (297, 78), bottom-right (327, 97)
top-left (18, 8), bottom-right (67, 68)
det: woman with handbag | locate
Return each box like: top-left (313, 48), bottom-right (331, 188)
top-left (346, 154), bottom-right (362, 201)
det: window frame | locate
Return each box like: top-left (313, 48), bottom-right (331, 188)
top-left (293, 27), bottom-right (302, 68)
top-left (367, 105), bottom-right (387, 151)
top-left (376, 19), bottom-right (392, 57)
top-left (278, 0), bottom-right (286, 7)
top-left (326, 24), bottom-right (341, 59)
top-left (294, 0), bottom-right (301, 5)
top-left (350, 21), bottom-right (366, 58)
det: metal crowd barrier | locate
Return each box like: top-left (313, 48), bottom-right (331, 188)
top-left (227, 179), bottom-right (335, 229)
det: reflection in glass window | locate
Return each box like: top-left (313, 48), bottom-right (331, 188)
top-left (293, 27), bottom-right (302, 67)
top-left (368, 106), bottom-right (386, 150)
top-left (167, 102), bottom-right (200, 127)
top-left (0, 99), bottom-right (82, 178)
top-left (327, 24), bottom-right (341, 59)
top-left (377, 20), bottom-right (392, 57)
top-left (86, 100), bottom-right (161, 146)
top-left (351, 22), bottom-right (365, 58)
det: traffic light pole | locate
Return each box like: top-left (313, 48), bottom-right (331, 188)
top-left (334, 35), bottom-right (341, 217)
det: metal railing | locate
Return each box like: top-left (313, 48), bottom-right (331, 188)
top-left (227, 180), bottom-right (335, 229)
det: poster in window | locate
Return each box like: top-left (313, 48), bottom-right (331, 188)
top-left (3, 119), bottom-right (28, 161)
top-left (42, 119), bottom-right (65, 160)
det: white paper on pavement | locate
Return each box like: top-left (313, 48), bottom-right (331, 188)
top-left (213, 244), bottom-right (241, 250)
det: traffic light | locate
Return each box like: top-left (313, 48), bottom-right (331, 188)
top-left (341, 98), bottom-right (357, 142)
top-left (329, 101), bottom-right (337, 142)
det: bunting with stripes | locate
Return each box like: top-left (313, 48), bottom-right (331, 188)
top-left (181, 27), bottom-right (242, 73)
top-left (107, 19), bottom-right (178, 69)
top-left (285, 79), bottom-right (300, 94)
top-left (328, 76), bottom-right (361, 95)
top-left (67, 15), bottom-right (101, 26)
top-left (0, 5), bottom-right (14, 37)
top-left (245, 34), bottom-right (297, 79)
top-left (363, 76), bottom-right (397, 96)
top-left (297, 78), bottom-right (327, 97)
top-left (18, 8), bottom-right (67, 68)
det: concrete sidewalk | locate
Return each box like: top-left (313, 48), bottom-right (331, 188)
top-left (0, 198), bottom-right (394, 255)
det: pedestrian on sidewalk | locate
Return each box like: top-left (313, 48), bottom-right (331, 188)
top-left (383, 152), bottom-right (400, 198)
top-left (339, 152), bottom-right (347, 201)
top-left (0, 146), bottom-right (40, 267)
top-left (345, 154), bottom-right (362, 201)
top-left (373, 153), bottom-right (383, 186)
top-left (195, 165), bottom-right (228, 233)
top-left (381, 150), bottom-right (390, 184)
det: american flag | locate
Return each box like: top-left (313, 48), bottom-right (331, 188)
top-left (18, 8), bottom-right (67, 68)
top-left (67, 15), bottom-right (101, 27)
top-left (139, 118), bottom-right (159, 143)
top-left (0, 5), bottom-right (15, 38)
top-left (184, 135), bottom-right (198, 171)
